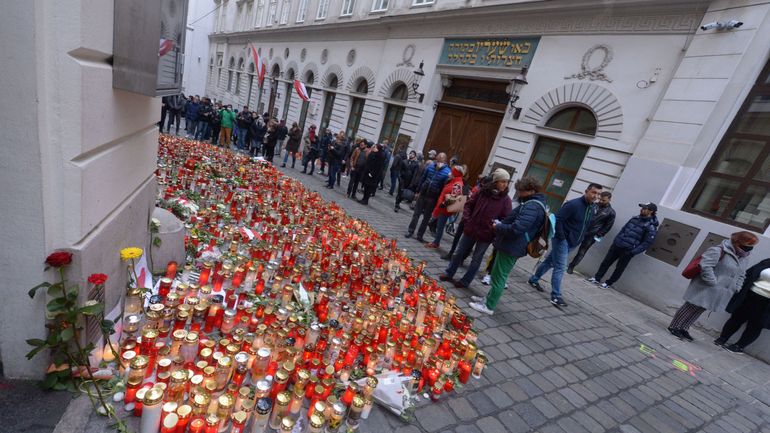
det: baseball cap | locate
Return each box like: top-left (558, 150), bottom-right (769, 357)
top-left (639, 202), bottom-right (658, 212)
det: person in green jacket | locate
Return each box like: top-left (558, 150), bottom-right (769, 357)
top-left (219, 105), bottom-right (236, 149)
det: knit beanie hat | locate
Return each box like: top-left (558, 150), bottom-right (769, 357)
top-left (491, 168), bottom-right (511, 183)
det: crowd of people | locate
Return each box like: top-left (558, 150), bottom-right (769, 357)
top-left (160, 96), bottom-right (770, 356)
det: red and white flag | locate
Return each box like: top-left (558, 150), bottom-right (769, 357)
top-left (294, 80), bottom-right (310, 101)
top-left (250, 45), bottom-right (266, 86)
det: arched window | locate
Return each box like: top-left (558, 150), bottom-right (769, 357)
top-left (320, 75), bottom-right (338, 131)
top-left (379, 83), bottom-right (408, 145)
top-left (347, 79), bottom-right (369, 138)
top-left (227, 57), bottom-right (235, 92)
top-left (545, 106), bottom-right (597, 136)
top-left (298, 72), bottom-right (315, 130)
top-left (235, 58), bottom-right (244, 95)
top-left (354, 79), bottom-right (368, 95)
top-left (283, 69), bottom-right (295, 120)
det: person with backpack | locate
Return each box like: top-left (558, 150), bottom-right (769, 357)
top-left (668, 231), bottom-right (758, 342)
top-left (425, 164), bottom-right (466, 249)
top-left (405, 152), bottom-right (451, 242)
top-left (235, 106), bottom-right (254, 151)
top-left (528, 183), bottom-right (603, 307)
top-left (249, 114), bottom-right (267, 156)
top-left (587, 203), bottom-right (658, 289)
top-left (567, 191), bottom-right (616, 274)
top-left (394, 151), bottom-right (419, 213)
top-left (715, 258), bottom-right (770, 353)
top-left (469, 176), bottom-right (547, 315)
top-left (443, 173), bottom-right (487, 260)
top-left (440, 168), bottom-right (512, 290)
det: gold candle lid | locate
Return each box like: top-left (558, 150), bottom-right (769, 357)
top-left (218, 393), bottom-right (234, 409)
top-left (276, 391), bottom-right (291, 406)
top-left (177, 404), bottom-right (192, 418)
top-left (172, 329), bottom-right (188, 341)
top-left (171, 369), bottom-right (187, 383)
top-left (185, 332), bottom-right (199, 343)
top-left (352, 395), bottom-right (365, 408)
top-left (142, 327), bottom-right (159, 339)
top-left (232, 411), bottom-right (248, 424)
top-left (162, 401), bottom-right (178, 413)
top-left (280, 417), bottom-right (296, 431)
top-left (241, 399), bottom-right (254, 413)
top-left (130, 355), bottom-right (149, 369)
top-left (275, 369), bottom-right (289, 382)
top-left (143, 387), bottom-right (164, 405)
top-left (205, 414), bottom-right (219, 426)
top-left (238, 386), bottom-right (250, 400)
top-left (135, 387), bottom-right (149, 402)
top-left (218, 356), bottom-right (232, 368)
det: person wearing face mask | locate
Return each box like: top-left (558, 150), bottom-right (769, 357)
top-left (219, 105), bottom-right (236, 148)
top-left (567, 191), bottom-right (615, 274)
top-left (468, 176), bottom-right (546, 315)
top-left (405, 152), bottom-right (451, 242)
top-left (528, 183), bottom-right (603, 307)
top-left (587, 203), bottom-right (658, 289)
top-left (668, 231), bottom-right (759, 342)
top-left (716, 257), bottom-right (770, 353)
top-left (440, 168), bottom-right (512, 290)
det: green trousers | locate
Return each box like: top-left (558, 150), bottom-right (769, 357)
top-left (486, 250), bottom-right (517, 311)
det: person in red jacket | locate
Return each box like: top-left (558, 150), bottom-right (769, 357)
top-left (425, 165), bottom-right (465, 249)
top-left (440, 168), bottom-right (512, 288)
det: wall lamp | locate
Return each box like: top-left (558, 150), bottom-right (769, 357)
top-left (412, 60), bottom-right (425, 103)
top-left (507, 66), bottom-right (528, 120)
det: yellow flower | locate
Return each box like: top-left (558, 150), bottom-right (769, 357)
top-left (120, 247), bottom-right (144, 261)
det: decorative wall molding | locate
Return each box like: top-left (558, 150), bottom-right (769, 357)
top-left (522, 82), bottom-right (623, 141)
top-left (565, 44), bottom-right (614, 83)
top-left (346, 65), bottom-right (376, 93)
top-left (285, 60), bottom-right (299, 78)
top-left (302, 62), bottom-right (319, 84)
top-left (378, 68), bottom-right (418, 102)
top-left (321, 64), bottom-right (343, 88)
top-left (397, 44), bottom-right (416, 67)
top-left (268, 56), bottom-right (283, 75)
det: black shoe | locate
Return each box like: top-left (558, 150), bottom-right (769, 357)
top-left (551, 297), bottom-right (568, 307)
top-left (566, 267), bottom-right (574, 275)
top-left (394, 207), bottom-right (399, 213)
top-left (714, 337), bottom-right (727, 346)
top-left (439, 274), bottom-right (452, 282)
top-left (404, 232), bottom-right (413, 239)
top-left (301, 170), bottom-right (307, 174)
top-left (414, 237), bottom-right (426, 243)
top-left (668, 327), bottom-right (687, 340)
top-left (681, 330), bottom-right (694, 342)
top-left (454, 281), bottom-right (468, 289)
top-left (326, 185), bottom-right (333, 189)
top-left (440, 253), bottom-right (452, 260)
top-left (724, 344), bottom-right (744, 354)
top-left (358, 200), bottom-right (368, 205)
top-left (528, 280), bottom-right (544, 292)
top-left (281, 163), bottom-right (286, 167)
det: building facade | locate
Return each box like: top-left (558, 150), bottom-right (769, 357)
top-left (1, 2), bottom-right (159, 377)
top-left (206, 0), bottom-right (770, 361)
top-left (184, 0), bottom-right (217, 96)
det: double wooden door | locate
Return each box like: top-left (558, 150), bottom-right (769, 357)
top-left (424, 103), bottom-right (503, 182)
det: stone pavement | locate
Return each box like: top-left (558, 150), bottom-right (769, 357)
top-left (273, 164), bottom-right (770, 433)
top-left (56, 154), bottom-right (770, 433)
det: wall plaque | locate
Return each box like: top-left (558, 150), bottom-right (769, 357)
top-left (646, 219), bottom-right (700, 266)
top-left (439, 37), bottom-right (540, 69)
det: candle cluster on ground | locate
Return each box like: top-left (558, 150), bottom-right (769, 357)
top-left (116, 135), bottom-right (486, 433)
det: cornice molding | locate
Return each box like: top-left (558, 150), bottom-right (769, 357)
top-left (210, 0), bottom-right (708, 43)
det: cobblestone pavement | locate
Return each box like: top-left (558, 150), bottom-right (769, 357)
top-left (64, 154), bottom-right (770, 433)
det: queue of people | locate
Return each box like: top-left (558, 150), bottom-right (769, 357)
top-left (160, 96), bottom-right (770, 356)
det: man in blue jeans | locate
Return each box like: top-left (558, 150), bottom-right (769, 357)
top-left (528, 183), bottom-right (602, 307)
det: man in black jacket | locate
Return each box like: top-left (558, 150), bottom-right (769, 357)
top-left (326, 133), bottom-right (347, 189)
top-left (528, 183), bottom-right (602, 307)
top-left (567, 191), bottom-right (615, 274)
top-left (394, 151), bottom-right (418, 213)
top-left (588, 203), bottom-right (658, 289)
top-left (165, 94), bottom-right (184, 134)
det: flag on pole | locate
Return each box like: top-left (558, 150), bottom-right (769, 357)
top-left (250, 44), bottom-right (266, 86)
top-left (294, 80), bottom-right (310, 101)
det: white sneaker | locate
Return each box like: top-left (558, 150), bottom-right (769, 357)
top-left (586, 277), bottom-right (599, 284)
top-left (600, 282), bottom-right (612, 290)
top-left (481, 275), bottom-right (491, 285)
top-left (470, 295), bottom-right (485, 303)
top-left (469, 301), bottom-right (494, 315)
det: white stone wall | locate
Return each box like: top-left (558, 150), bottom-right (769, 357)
top-left (0, 1), bottom-right (158, 378)
top-left (183, 0), bottom-right (216, 96)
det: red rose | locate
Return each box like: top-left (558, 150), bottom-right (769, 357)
top-left (45, 251), bottom-right (73, 268)
top-left (87, 273), bottom-right (108, 286)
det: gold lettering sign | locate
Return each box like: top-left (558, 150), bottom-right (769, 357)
top-left (440, 38), bottom-right (540, 69)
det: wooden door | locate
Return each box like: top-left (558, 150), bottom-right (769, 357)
top-left (424, 104), bottom-right (503, 182)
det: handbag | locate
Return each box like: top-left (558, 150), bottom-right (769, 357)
top-left (445, 194), bottom-right (467, 214)
top-left (401, 189), bottom-right (415, 203)
top-left (682, 247), bottom-right (724, 279)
